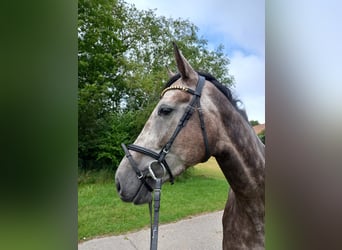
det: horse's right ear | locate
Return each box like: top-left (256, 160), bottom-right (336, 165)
top-left (173, 42), bottom-right (197, 83)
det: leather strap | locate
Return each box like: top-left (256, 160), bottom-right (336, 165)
top-left (161, 76), bottom-right (208, 157)
top-left (121, 143), bottom-right (153, 192)
top-left (149, 178), bottom-right (162, 250)
top-left (193, 76), bottom-right (210, 160)
top-left (127, 144), bottom-right (174, 184)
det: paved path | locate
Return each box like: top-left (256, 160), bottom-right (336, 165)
top-left (79, 210), bottom-right (223, 250)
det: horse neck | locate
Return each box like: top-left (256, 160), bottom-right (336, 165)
top-left (212, 97), bottom-right (265, 201)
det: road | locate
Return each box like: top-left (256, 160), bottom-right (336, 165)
top-left (79, 210), bottom-right (223, 250)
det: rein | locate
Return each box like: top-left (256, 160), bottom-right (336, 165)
top-left (121, 75), bottom-right (209, 250)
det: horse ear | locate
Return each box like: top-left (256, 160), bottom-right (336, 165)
top-left (165, 66), bottom-right (175, 78)
top-left (173, 42), bottom-right (197, 82)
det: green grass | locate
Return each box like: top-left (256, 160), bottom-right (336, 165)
top-left (78, 158), bottom-right (229, 241)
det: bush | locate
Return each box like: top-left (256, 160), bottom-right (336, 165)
top-left (78, 168), bottom-right (114, 185)
top-left (258, 130), bottom-right (265, 144)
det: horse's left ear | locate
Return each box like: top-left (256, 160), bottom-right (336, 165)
top-left (165, 66), bottom-right (175, 78)
top-left (173, 42), bottom-right (197, 84)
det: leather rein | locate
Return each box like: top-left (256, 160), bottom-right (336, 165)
top-left (121, 75), bottom-right (210, 250)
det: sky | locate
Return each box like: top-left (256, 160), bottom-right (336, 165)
top-left (125, 0), bottom-right (265, 123)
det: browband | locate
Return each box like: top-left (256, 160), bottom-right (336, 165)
top-left (160, 85), bottom-right (195, 98)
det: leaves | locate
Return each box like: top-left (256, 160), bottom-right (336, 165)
top-left (78, 0), bottom-right (234, 170)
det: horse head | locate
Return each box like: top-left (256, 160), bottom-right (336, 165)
top-left (115, 43), bottom-right (218, 204)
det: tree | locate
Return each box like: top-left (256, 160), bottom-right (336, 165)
top-left (250, 120), bottom-right (260, 126)
top-left (78, 0), bottom-right (127, 169)
top-left (78, 0), bottom-right (234, 170)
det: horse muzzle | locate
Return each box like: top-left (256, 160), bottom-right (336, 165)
top-left (115, 158), bottom-right (166, 205)
top-left (115, 173), bottom-right (153, 204)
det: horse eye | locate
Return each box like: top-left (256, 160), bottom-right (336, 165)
top-left (158, 105), bottom-right (174, 116)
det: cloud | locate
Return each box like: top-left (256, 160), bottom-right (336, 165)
top-left (128, 0), bottom-right (264, 56)
top-left (230, 51), bottom-right (265, 123)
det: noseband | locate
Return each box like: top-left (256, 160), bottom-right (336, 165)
top-left (121, 75), bottom-right (210, 250)
top-left (121, 75), bottom-right (210, 189)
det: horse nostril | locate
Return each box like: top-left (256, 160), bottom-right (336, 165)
top-left (116, 180), bottom-right (121, 193)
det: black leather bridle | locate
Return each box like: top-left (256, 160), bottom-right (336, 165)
top-left (121, 75), bottom-right (210, 250)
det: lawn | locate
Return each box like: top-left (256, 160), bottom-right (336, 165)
top-left (78, 158), bottom-right (229, 241)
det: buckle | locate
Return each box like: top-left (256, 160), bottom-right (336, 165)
top-left (148, 160), bottom-right (167, 180)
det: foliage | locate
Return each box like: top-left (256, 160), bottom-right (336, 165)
top-left (258, 129), bottom-right (265, 144)
top-left (250, 120), bottom-right (260, 126)
top-left (78, 0), bottom-right (234, 170)
top-left (250, 120), bottom-right (265, 144)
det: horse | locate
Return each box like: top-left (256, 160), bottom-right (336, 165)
top-left (115, 43), bottom-right (265, 250)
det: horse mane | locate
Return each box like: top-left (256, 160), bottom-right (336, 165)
top-left (164, 72), bottom-right (249, 123)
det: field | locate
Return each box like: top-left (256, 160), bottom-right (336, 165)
top-left (78, 158), bottom-right (229, 241)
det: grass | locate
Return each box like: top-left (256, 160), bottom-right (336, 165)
top-left (78, 158), bottom-right (229, 241)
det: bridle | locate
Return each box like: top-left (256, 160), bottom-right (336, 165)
top-left (121, 75), bottom-right (210, 186)
top-left (121, 75), bottom-right (210, 250)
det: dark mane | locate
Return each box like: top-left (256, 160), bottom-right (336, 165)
top-left (164, 72), bottom-right (249, 122)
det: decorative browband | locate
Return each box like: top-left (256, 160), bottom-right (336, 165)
top-left (160, 85), bottom-right (193, 98)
